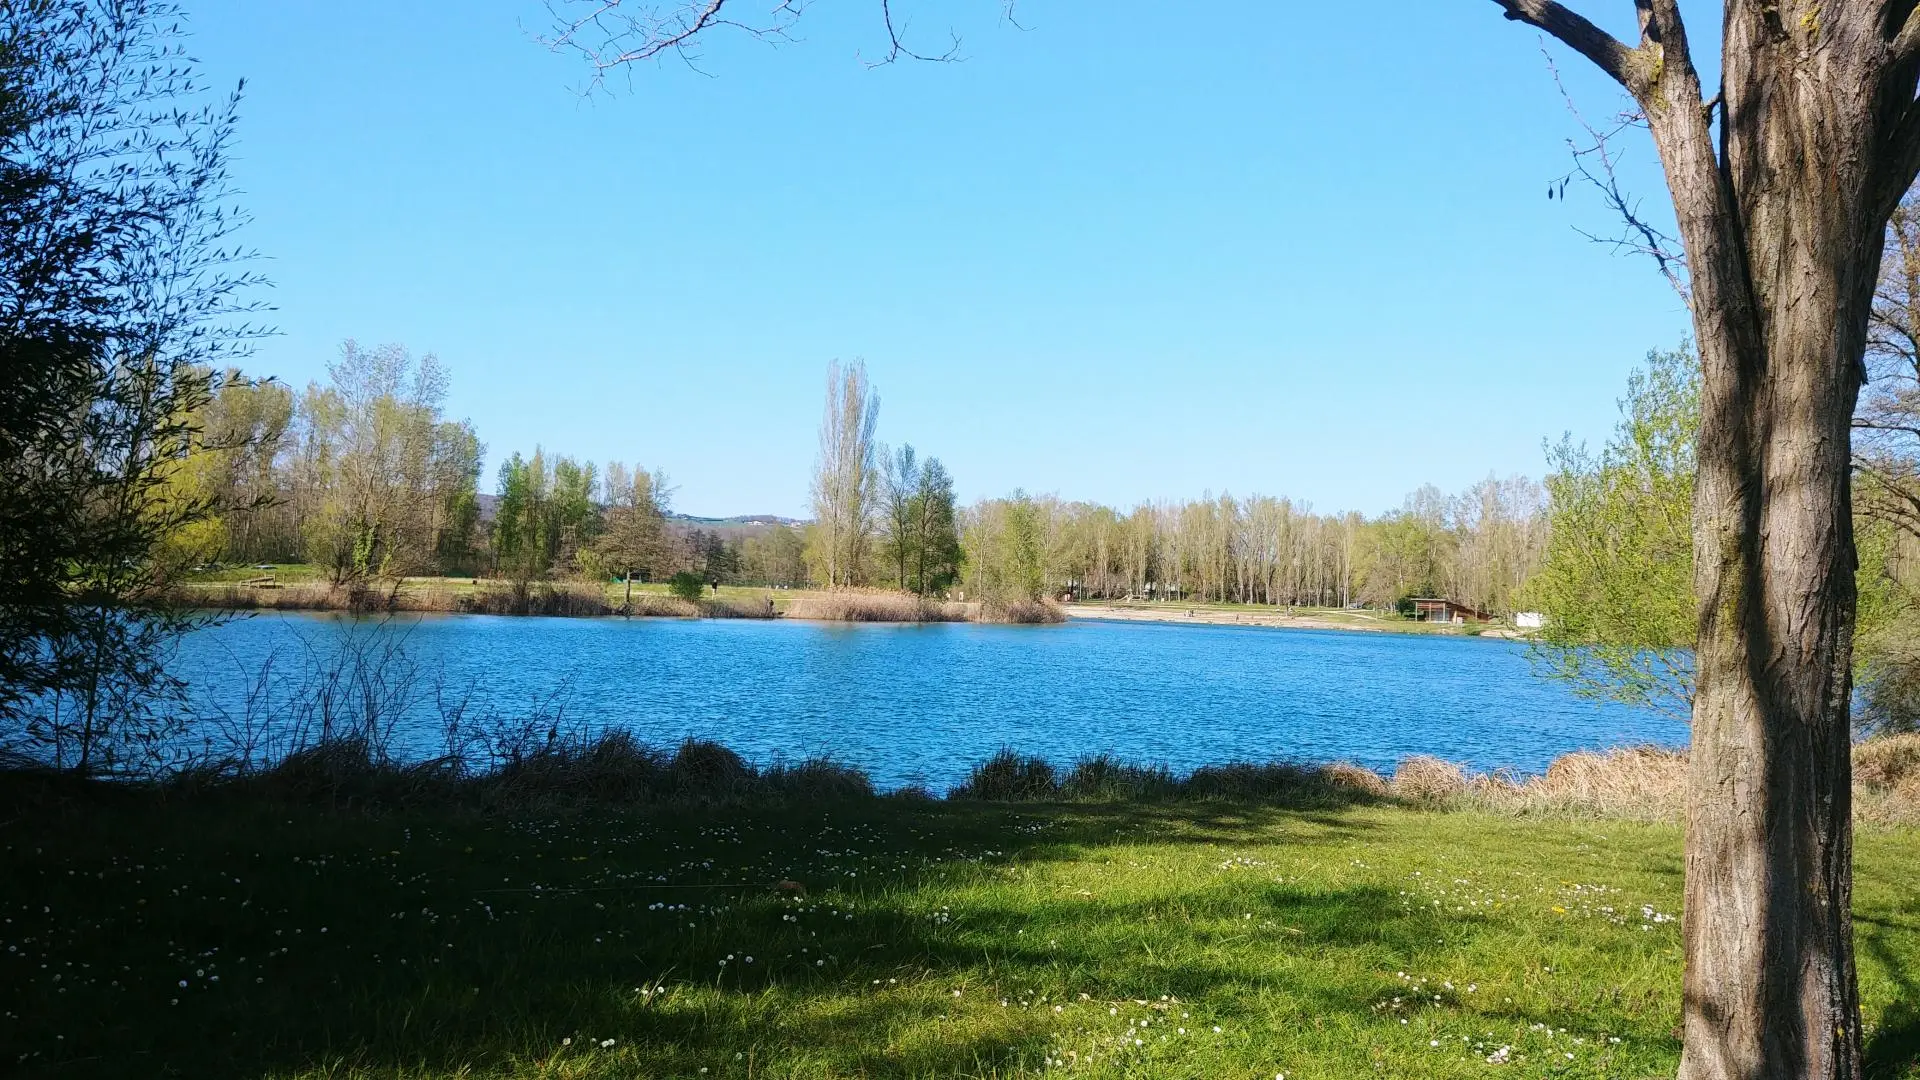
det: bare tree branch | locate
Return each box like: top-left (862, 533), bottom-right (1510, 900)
top-left (539, 0), bottom-right (1021, 83)
top-left (1540, 50), bottom-right (1690, 305)
top-left (1489, 0), bottom-right (1642, 94)
top-left (862, 0), bottom-right (959, 67)
top-left (538, 1), bottom-right (807, 85)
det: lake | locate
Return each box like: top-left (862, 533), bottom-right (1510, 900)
top-left (166, 612), bottom-right (1686, 791)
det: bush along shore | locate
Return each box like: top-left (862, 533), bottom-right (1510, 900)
top-left (5, 734), bottom-right (1920, 1079)
top-left (169, 579), bottom-right (1068, 624)
top-left (15, 731), bottom-right (1911, 824)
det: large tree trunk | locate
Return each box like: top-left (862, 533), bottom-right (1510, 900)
top-left (1671, 9), bottom-right (1884, 1074)
top-left (1490, 2), bottom-right (1920, 1076)
top-left (1684, 255), bottom-right (1867, 1078)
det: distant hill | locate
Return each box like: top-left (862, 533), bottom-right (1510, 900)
top-left (669, 513), bottom-right (805, 529)
top-left (667, 513), bottom-right (805, 541)
top-left (474, 494), bottom-right (804, 536)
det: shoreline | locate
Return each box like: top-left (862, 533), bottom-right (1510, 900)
top-left (173, 581), bottom-right (1521, 637)
top-left (169, 581), bottom-right (1065, 625)
top-left (1062, 602), bottom-right (1527, 639)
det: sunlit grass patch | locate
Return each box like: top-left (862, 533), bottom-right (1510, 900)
top-left (3, 792), bottom-right (1917, 1078)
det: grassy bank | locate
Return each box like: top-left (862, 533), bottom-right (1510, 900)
top-left (5, 743), bottom-right (1920, 1078)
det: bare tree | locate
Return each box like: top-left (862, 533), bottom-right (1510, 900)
top-left (1856, 190), bottom-right (1920, 536)
top-left (810, 359), bottom-right (880, 588)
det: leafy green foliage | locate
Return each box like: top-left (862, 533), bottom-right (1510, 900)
top-left (1521, 346), bottom-right (1699, 715)
top-left (668, 570), bottom-right (707, 603)
top-left (963, 490), bottom-right (1050, 604)
top-left (491, 449), bottom-right (600, 598)
top-left (878, 447), bottom-right (963, 596)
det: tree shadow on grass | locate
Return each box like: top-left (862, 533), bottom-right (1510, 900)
top-left (0, 790), bottom-right (1655, 1078)
top-left (1861, 912), bottom-right (1920, 1079)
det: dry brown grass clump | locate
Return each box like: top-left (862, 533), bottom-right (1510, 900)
top-left (1463, 747), bottom-right (1689, 820)
top-left (979, 598), bottom-right (1068, 624)
top-left (1321, 761), bottom-right (1391, 798)
top-left (1855, 732), bottom-right (1920, 788)
top-left (388, 582), bottom-right (460, 612)
top-left (1442, 739), bottom-right (1920, 823)
top-left (786, 590), bottom-right (969, 623)
top-left (621, 593), bottom-right (699, 617)
top-left (1854, 732), bottom-right (1920, 825)
top-left (467, 582), bottom-right (613, 616)
top-left (700, 595), bottom-right (777, 619)
top-left (180, 582), bottom-right (341, 610)
top-left (1390, 755), bottom-right (1469, 803)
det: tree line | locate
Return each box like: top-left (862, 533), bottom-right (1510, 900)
top-left (174, 343), bottom-right (1560, 617)
top-left (952, 478), bottom-right (1545, 615)
top-left (798, 360), bottom-right (1550, 614)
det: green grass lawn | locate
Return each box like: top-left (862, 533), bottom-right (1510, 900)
top-left (6, 797), bottom-right (1917, 1078)
top-left (183, 562), bottom-right (330, 584)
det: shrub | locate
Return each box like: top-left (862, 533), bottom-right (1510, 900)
top-left (952, 749), bottom-right (1058, 799)
top-left (1061, 754), bottom-right (1178, 800)
top-left (665, 738), bottom-right (753, 800)
top-left (762, 757), bottom-right (875, 800)
top-left (668, 572), bottom-right (708, 604)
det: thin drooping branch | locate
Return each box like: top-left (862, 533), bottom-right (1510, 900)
top-left (1543, 51), bottom-right (1690, 305)
top-left (540, 0), bottom-right (1021, 81)
top-left (863, 0), bottom-right (959, 66)
top-left (539, 0), bottom-right (806, 82)
top-left (1490, 0), bottom-right (1642, 94)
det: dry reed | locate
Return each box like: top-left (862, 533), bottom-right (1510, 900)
top-left (1389, 755), bottom-right (1470, 803)
top-left (786, 590), bottom-right (970, 623)
top-left (978, 598), bottom-right (1068, 625)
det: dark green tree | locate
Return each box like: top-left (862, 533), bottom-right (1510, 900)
top-left (878, 444), bottom-right (919, 589)
top-left (910, 457), bottom-right (961, 595)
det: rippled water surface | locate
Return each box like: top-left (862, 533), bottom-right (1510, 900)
top-left (170, 612), bottom-right (1687, 790)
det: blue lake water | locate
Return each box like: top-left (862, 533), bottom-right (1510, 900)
top-left (167, 612), bottom-right (1687, 791)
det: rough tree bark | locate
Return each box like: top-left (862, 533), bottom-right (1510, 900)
top-left (1492, 2), bottom-right (1920, 1077)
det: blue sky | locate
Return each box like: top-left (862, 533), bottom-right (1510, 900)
top-left (185, 1), bottom-right (1699, 518)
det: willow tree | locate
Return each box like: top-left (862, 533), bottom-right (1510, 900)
top-left (544, 1), bottom-right (1920, 1074)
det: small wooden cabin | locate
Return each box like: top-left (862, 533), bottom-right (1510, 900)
top-left (1410, 598), bottom-right (1493, 624)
